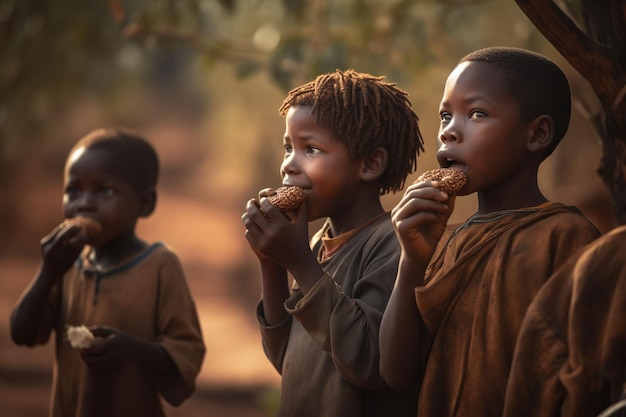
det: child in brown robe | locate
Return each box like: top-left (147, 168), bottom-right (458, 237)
top-left (503, 224), bottom-right (626, 417)
top-left (379, 47), bottom-right (600, 417)
top-left (10, 128), bottom-right (205, 417)
top-left (241, 69), bottom-right (424, 416)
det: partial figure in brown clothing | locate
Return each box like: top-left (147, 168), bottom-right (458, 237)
top-left (379, 47), bottom-right (600, 417)
top-left (503, 224), bottom-right (626, 417)
top-left (10, 128), bottom-right (206, 417)
top-left (241, 69), bottom-right (424, 416)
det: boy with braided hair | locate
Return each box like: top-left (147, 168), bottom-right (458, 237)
top-left (242, 69), bottom-right (424, 416)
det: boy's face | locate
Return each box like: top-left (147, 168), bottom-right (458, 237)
top-left (63, 146), bottom-right (146, 246)
top-left (437, 61), bottom-right (533, 195)
top-left (281, 105), bottom-right (365, 221)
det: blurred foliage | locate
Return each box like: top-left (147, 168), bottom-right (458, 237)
top-left (0, 0), bottom-right (553, 175)
top-left (3, 0), bottom-right (589, 238)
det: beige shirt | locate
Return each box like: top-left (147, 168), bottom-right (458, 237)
top-left (42, 242), bottom-right (205, 417)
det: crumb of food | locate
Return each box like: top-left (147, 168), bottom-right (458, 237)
top-left (267, 186), bottom-right (306, 212)
top-left (417, 168), bottom-right (467, 194)
top-left (66, 325), bottom-right (95, 349)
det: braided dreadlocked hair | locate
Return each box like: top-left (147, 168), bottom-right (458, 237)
top-left (279, 69), bottom-right (424, 195)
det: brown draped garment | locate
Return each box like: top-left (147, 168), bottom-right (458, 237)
top-left (503, 224), bottom-right (626, 417)
top-left (415, 203), bottom-right (599, 417)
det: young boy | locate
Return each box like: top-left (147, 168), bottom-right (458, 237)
top-left (241, 69), bottom-right (424, 416)
top-left (10, 128), bottom-right (205, 417)
top-left (379, 47), bottom-right (601, 417)
top-left (503, 224), bottom-right (626, 417)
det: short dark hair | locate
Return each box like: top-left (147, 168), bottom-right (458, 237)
top-left (279, 69), bottom-right (424, 194)
top-left (71, 127), bottom-right (159, 192)
top-left (460, 47), bottom-right (571, 158)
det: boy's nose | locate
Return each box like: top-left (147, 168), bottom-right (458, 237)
top-left (280, 153), bottom-right (300, 177)
top-left (439, 124), bottom-right (460, 144)
top-left (75, 192), bottom-right (97, 211)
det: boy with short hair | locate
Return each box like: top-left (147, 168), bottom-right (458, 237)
top-left (241, 69), bottom-right (424, 416)
top-left (379, 47), bottom-right (600, 417)
top-left (10, 128), bottom-right (205, 417)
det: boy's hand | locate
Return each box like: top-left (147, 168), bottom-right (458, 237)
top-left (80, 326), bottom-right (140, 368)
top-left (392, 180), bottom-right (455, 263)
top-left (242, 195), bottom-right (310, 271)
top-left (39, 222), bottom-right (87, 282)
top-left (242, 198), bottom-right (275, 263)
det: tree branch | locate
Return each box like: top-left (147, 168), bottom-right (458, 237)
top-left (515, 0), bottom-right (619, 104)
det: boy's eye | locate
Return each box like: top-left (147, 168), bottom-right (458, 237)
top-left (283, 144), bottom-right (293, 154)
top-left (98, 187), bottom-right (115, 197)
top-left (65, 187), bottom-right (81, 198)
top-left (439, 112), bottom-right (451, 123)
top-left (470, 110), bottom-right (487, 119)
top-left (306, 146), bottom-right (321, 155)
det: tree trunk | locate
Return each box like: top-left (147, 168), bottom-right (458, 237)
top-left (515, 0), bottom-right (626, 225)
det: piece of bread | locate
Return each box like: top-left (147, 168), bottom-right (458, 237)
top-left (417, 168), bottom-right (467, 194)
top-left (66, 325), bottom-right (95, 349)
top-left (65, 216), bottom-right (103, 239)
top-left (267, 186), bottom-right (306, 212)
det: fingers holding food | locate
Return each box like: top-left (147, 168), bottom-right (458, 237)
top-left (266, 186), bottom-right (306, 213)
top-left (417, 168), bottom-right (467, 194)
top-left (64, 216), bottom-right (103, 240)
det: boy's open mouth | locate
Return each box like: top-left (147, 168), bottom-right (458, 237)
top-left (440, 158), bottom-right (456, 168)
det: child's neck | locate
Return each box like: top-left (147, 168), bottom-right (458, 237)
top-left (477, 180), bottom-right (547, 215)
top-left (89, 232), bottom-right (148, 270)
top-left (328, 200), bottom-right (385, 236)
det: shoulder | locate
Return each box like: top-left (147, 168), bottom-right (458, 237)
top-left (533, 226), bottom-right (626, 323)
top-left (590, 223), bottom-right (626, 248)
top-left (543, 203), bottom-right (598, 229)
top-left (358, 214), bottom-right (400, 263)
top-left (572, 225), bottom-right (626, 287)
top-left (532, 203), bottom-right (600, 238)
top-left (145, 242), bottom-right (186, 275)
top-left (150, 241), bottom-right (180, 258)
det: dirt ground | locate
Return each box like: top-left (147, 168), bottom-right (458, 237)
top-left (0, 187), bottom-right (282, 417)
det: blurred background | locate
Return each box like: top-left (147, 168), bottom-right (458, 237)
top-left (0, 0), bottom-right (616, 416)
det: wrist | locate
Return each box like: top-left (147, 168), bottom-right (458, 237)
top-left (398, 256), bottom-right (427, 287)
top-left (35, 265), bottom-right (63, 289)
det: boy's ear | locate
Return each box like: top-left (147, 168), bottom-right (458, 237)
top-left (360, 147), bottom-right (388, 181)
top-left (139, 189), bottom-right (157, 217)
top-left (527, 114), bottom-right (554, 153)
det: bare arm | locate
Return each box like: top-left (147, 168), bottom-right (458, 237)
top-left (11, 222), bottom-right (86, 345)
top-left (379, 181), bottom-right (454, 390)
top-left (379, 256), bottom-right (428, 390)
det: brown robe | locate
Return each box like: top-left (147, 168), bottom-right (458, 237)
top-left (32, 242), bottom-right (205, 417)
top-left (503, 224), bottom-right (626, 417)
top-left (258, 214), bottom-right (417, 417)
top-left (415, 203), bottom-right (599, 417)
